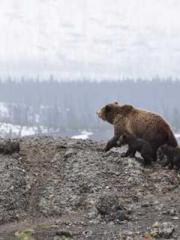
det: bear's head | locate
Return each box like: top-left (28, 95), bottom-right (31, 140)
top-left (96, 102), bottom-right (120, 124)
top-left (96, 102), bottom-right (133, 124)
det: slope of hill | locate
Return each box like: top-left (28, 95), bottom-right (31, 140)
top-left (0, 136), bottom-right (180, 239)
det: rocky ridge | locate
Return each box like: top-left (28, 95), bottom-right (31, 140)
top-left (0, 136), bottom-right (180, 239)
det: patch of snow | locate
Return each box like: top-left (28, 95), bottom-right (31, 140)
top-left (72, 130), bottom-right (93, 140)
top-left (0, 122), bottom-right (20, 137)
top-left (0, 122), bottom-right (48, 137)
top-left (20, 126), bottom-right (37, 137)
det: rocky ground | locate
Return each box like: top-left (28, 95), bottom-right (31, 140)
top-left (0, 136), bottom-right (180, 240)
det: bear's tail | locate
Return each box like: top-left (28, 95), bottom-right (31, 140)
top-left (167, 131), bottom-right (178, 147)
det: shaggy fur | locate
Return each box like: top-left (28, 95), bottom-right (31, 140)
top-left (97, 102), bottom-right (177, 159)
top-left (158, 144), bottom-right (180, 169)
top-left (117, 133), bottom-right (154, 165)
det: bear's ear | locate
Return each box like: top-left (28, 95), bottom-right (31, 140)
top-left (120, 105), bottom-right (133, 114)
top-left (105, 105), bottom-right (111, 112)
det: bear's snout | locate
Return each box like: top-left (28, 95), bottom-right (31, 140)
top-left (96, 110), bottom-right (101, 117)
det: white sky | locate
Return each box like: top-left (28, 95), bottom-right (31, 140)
top-left (1, 0), bottom-right (180, 79)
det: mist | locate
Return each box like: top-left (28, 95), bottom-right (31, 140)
top-left (0, 0), bottom-right (180, 140)
top-left (1, 0), bottom-right (180, 79)
top-left (0, 77), bottom-right (180, 140)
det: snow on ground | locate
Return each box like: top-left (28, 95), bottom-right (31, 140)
top-left (175, 133), bottom-right (180, 143)
top-left (0, 122), bottom-right (48, 137)
top-left (175, 133), bottom-right (180, 138)
top-left (72, 131), bottom-right (180, 142)
top-left (0, 121), bottom-right (179, 142)
top-left (71, 130), bottom-right (93, 140)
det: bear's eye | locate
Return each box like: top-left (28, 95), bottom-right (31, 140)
top-left (105, 105), bottom-right (111, 112)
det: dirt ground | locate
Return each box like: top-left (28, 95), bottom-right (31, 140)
top-left (0, 136), bottom-right (180, 240)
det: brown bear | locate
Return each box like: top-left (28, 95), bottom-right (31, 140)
top-left (117, 132), bottom-right (154, 165)
top-left (157, 144), bottom-right (180, 169)
top-left (96, 102), bottom-right (177, 159)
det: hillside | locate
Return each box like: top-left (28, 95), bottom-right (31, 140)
top-left (0, 136), bottom-right (180, 239)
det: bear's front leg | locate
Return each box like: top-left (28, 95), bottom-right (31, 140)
top-left (104, 136), bottom-right (119, 152)
top-left (121, 147), bottom-right (136, 158)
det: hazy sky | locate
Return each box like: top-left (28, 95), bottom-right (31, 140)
top-left (1, 0), bottom-right (180, 79)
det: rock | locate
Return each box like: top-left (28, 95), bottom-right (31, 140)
top-left (141, 201), bottom-right (153, 207)
top-left (171, 216), bottom-right (179, 220)
top-left (0, 155), bottom-right (27, 224)
top-left (0, 136), bottom-right (180, 239)
top-left (15, 228), bottom-right (35, 240)
top-left (3, 139), bottom-right (20, 154)
top-left (162, 208), bottom-right (179, 221)
top-left (150, 221), bottom-right (175, 238)
top-left (96, 193), bottom-right (129, 222)
top-left (0, 139), bottom-right (20, 155)
top-left (54, 231), bottom-right (73, 240)
top-left (64, 148), bottom-right (77, 158)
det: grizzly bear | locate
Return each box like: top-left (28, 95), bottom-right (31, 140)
top-left (117, 132), bottom-right (154, 165)
top-left (96, 102), bottom-right (177, 159)
top-left (157, 144), bottom-right (180, 169)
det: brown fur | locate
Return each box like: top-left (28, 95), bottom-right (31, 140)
top-left (158, 144), bottom-right (180, 169)
top-left (97, 102), bottom-right (177, 157)
top-left (117, 132), bottom-right (154, 165)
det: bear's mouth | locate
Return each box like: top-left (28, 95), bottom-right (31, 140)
top-left (96, 110), bottom-right (101, 117)
top-left (96, 110), bottom-right (104, 120)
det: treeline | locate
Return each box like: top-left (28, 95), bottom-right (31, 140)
top-left (0, 77), bottom-right (180, 131)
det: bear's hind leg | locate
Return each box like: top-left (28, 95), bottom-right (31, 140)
top-left (121, 147), bottom-right (136, 158)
